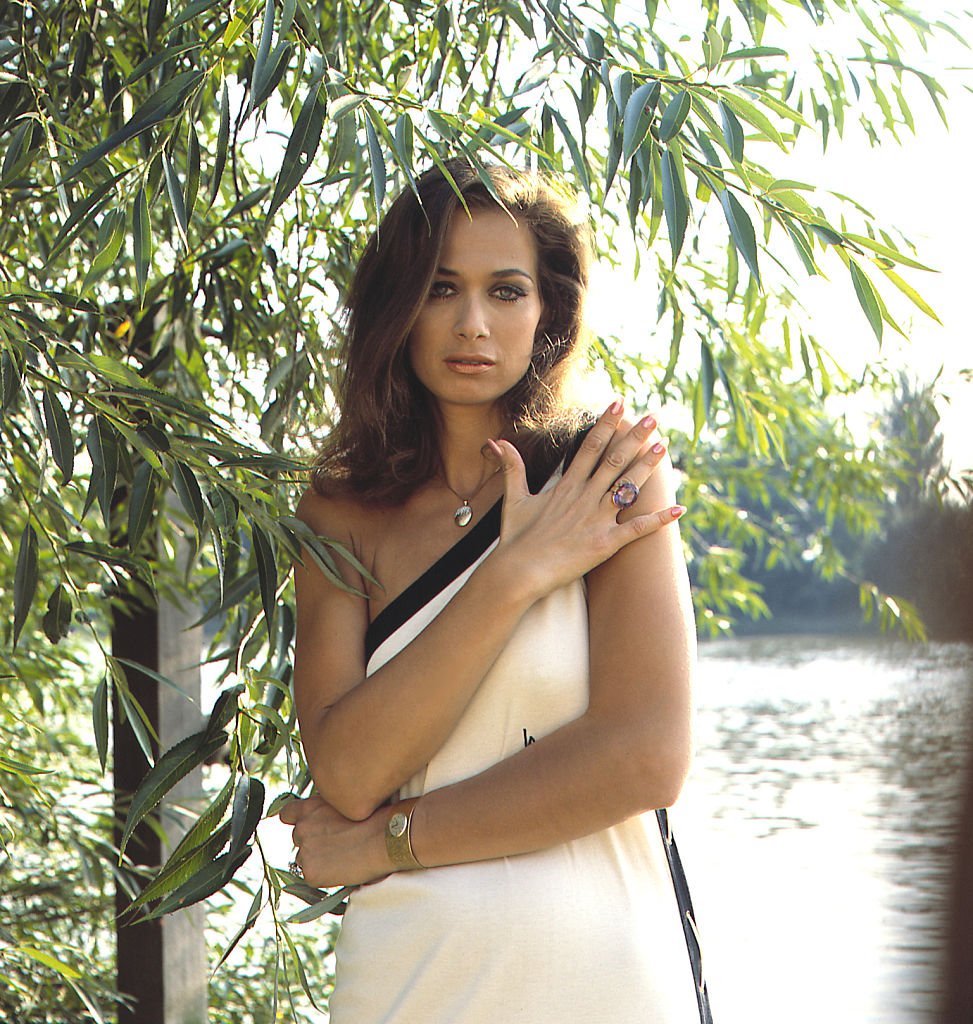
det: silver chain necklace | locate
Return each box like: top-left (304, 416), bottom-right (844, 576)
top-left (441, 466), bottom-right (499, 527)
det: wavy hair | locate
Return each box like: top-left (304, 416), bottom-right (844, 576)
top-left (312, 159), bottom-right (592, 502)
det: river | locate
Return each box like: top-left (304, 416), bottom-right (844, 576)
top-left (676, 635), bottom-right (973, 1024)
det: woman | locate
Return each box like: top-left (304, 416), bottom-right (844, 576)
top-left (281, 160), bottom-right (712, 1023)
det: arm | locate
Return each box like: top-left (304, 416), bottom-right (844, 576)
top-left (284, 448), bottom-right (695, 885)
top-left (294, 404), bottom-right (678, 821)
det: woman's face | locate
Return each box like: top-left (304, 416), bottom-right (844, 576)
top-left (408, 207), bottom-right (544, 419)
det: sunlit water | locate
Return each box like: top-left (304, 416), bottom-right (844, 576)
top-left (676, 636), bottom-right (973, 1024)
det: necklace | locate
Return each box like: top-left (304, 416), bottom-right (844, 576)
top-left (441, 465), bottom-right (499, 528)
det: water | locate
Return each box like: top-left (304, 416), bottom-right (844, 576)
top-left (676, 635), bottom-right (973, 1024)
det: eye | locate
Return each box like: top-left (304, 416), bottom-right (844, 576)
top-left (428, 281), bottom-right (455, 300)
top-left (494, 283), bottom-right (527, 302)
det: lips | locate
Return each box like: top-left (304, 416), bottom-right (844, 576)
top-left (444, 355), bottom-right (494, 374)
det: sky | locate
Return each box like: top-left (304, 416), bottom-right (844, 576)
top-left (586, 4), bottom-right (973, 473)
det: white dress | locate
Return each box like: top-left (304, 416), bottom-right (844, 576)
top-left (327, 469), bottom-right (712, 1023)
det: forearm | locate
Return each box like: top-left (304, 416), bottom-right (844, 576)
top-left (407, 704), bottom-right (690, 868)
top-left (300, 547), bottom-right (539, 819)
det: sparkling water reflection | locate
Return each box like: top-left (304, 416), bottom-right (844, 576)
top-left (676, 636), bottom-right (973, 1024)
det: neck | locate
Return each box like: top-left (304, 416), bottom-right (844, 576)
top-left (436, 404), bottom-right (506, 496)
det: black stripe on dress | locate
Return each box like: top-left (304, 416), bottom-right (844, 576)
top-left (364, 498), bottom-right (503, 664)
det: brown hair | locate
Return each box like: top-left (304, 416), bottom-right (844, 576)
top-left (312, 159), bottom-right (593, 503)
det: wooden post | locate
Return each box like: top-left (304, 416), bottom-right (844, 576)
top-left (113, 559), bottom-right (207, 1023)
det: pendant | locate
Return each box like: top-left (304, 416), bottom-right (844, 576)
top-left (454, 502), bottom-right (473, 527)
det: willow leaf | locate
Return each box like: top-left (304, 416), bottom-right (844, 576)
top-left (848, 258), bottom-right (883, 343)
top-left (720, 190), bottom-right (760, 286)
top-left (120, 730), bottom-right (227, 856)
top-left (42, 387), bottom-right (73, 483)
top-left (14, 523), bottom-right (38, 645)
top-left (661, 148), bottom-right (688, 263)
top-left (657, 89), bottom-right (692, 143)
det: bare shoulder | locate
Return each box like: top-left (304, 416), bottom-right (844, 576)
top-left (294, 482), bottom-right (384, 593)
top-left (296, 482), bottom-right (361, 539)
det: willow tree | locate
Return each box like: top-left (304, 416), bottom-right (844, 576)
top-left (0, 0), bottom-right (967, 1014)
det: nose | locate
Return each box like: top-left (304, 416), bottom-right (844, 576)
top-left (454, 294), bottom-right (489, 340)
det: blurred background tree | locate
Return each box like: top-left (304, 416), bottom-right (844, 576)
top-left (1, 0), bottom-right (970, 1017)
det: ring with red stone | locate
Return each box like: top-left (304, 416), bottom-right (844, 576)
top-left (610, 479), bottom-right (640, 510)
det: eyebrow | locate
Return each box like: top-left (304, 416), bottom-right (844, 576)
top-left (437, 265), bottom-right (536, 284)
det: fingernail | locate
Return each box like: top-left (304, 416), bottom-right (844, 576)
top-left (652, 442), bottom-right (665, 454)
top-left (482, 439), bottom-right (502, 458)
top-left (671, 505), bottom-right (686, 519)
top-left (640, 414), bottom-right (656, 431)
top-left (608, 399), bottom-right (623, 415)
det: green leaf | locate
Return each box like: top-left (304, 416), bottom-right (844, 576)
top-left (186, 122), bottom-right (201, 223)
top-left (205, 683), bottom-right (245, 740)
top-left (17, 947), bottom-right (81, 981)
top-left (42, 584), bottom-right (73, 644)
top-left (879, 265), bottom-right (941, 324)
top-left (172, 461), bottom-right (205, 533)
top-left (364, 115), bottom-right (386, 211)
top-left (622, 80), bottom-right (660, 163)
top-left (132, 187), bottom-right (152, 302)
top-left (661, 148), bottom-right (689, 263)
top-left (703, 25), bottom-right (725, 70)
top-left (785, 222), bottom-right (816, 276)
top-left (720, 92), bottom-right (786, 150)
top-left (65, 71), bottom-right (204, 178)
top-left (393, 111), bottom-right (417, 194)
top-left (81, 208), bottom-right (127, 293)
top-left (120, 729), bottom-right (227, 856)
top-left (718, 100), bottom-right (744, 162)
top-left (129, 821), bottom-right (232, 916)
top-left (251, 521), bottom-right (277, 629)
top-left (848, 259), bottom-right (883, 343)
top-left (842, 232), bottom-right (934, 272)
top-left (228, 775), bottom-right (265, 861)
top-left (1, 348), bottom-right (23, 410)
top-left (167, 776), bottom-right (234, 870)
top-left (719, 190), bottom-right (760, 286)
top-left (252, 42), bottom-right (293, 112)
top-left (127, 461), bottom-right (157, 549)
top-left (213, 884), bottom-right (264, 970)
top-left (65, 541), bottom-right (153, 585)
top-left (287, 885), bottom-right (356, 923)
top-left (549, 106), bottom-right (590, 195)
top-left (163, 154), bottom-right (190, 250)
top-left (86, 415), bottom-right (119, 527)
top-left (250, 0), bottom-right (276, 111)
top-left (329, 93), bottom-right (365, 121)
top-left (700, 340), bottom-right (716, 419)
top-left (45, 175), bottom-right (122, 264)
top-left (147, 846), bottom-right (251, 918)
top-left (267, 80), bottom-right (325, 221)
top-left (93, 674), bottom-right (110, 771)
top-left (211, 81), bottom-right (230, 204)
top-left (721, 46), bottom-right (787, 62)
top-left (14, 523), bottom-right (38, 646)
top-left (42, 387), bottom-right (73, 483)
top-left (657, 89), bottom-right (692, 143)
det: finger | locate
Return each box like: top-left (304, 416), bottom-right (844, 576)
top-left (278, 797), bottom-right (310, 825)
top-left (561, 400), bottom-right (626, 484)
top-left (604, 438), bottom-right (668, 511)
top-left (590, 412), bottom-right (658, 495)
top-left (622, 504), bottom-right (686, 543)
top-left (482, 438), bottom-right (531, 504)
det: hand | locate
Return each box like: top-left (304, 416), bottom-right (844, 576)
top-left (279, 793), bottom-right (400, 887)
top-left (484, 402), bottom-right (684, 599)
